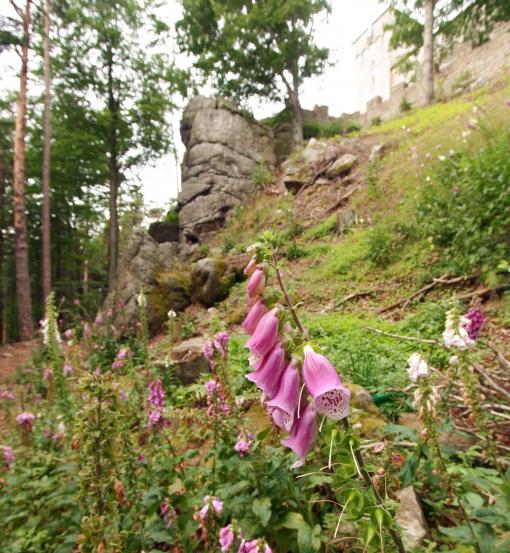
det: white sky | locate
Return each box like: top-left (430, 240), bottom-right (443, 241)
top-left (1, 0), bottom-right (386, 209)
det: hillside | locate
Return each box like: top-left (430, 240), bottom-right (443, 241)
top-left (1, 75), bottom-right (509, 553)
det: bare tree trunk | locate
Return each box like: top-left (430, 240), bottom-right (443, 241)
top-left (42, 0), bottom-right (52, 302)
top-left (42, 0), bottom-right (51, 304)
top-left (0, 173), bottom-right (6, 345)
top-left (12, 0), bottom-right (33, 341)
top-left (285, 62), bottom-right (303, 147)
top-left (106, 43), bottom-right (119, 293)
top-left (423, 0), bottom-right (435, 104)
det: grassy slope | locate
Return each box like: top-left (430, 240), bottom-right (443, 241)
top-left (200, 75), bottom-right (510, 398)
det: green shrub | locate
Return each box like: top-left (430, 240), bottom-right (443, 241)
top-left (371, 116), bottom-right (383, 126)
top-left (399, 98), bottom-right (413, 112)
top-left (251, 162), bottom-right (274, 187)
top-left (366, 226), bottom-right (398, 267)
top-left (418, 127), bottom-right (510, 274)
top-left (303, 119), bottom-right (361, 139)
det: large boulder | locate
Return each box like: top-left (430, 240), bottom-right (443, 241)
top-left (178, 97), bottom-right (276, 245)
top-left (172, 337), bottom-right (210, 385)
top-left (148, 221), bottom-right (179, 244)
top-left (191, 257), bottom-right (238, 307)
top-left (397, 487), bottom-right (428, 549)
top-left (104, 228), bottom-right (191, 334)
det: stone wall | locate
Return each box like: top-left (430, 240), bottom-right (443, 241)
top-left (354, 9), bottom-right (510, 126)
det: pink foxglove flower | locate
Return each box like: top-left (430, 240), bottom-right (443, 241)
top-left (200, 495), bottom-right (223, 520)
top-left (203, 340), bottom-right (214, 361)
top-left (16, 412), bottom-right (35, 430)
top-left (244, 256), bottom-right (258, 277)
top-left (266, 363), bottom-right (299, 432)
top-left (63, 364), bottom-right (73, 377)
top-left (302, 346), bottom-right (350, 420)
top-left (94, 314), bottom-right (104, 325)
top-left (214, 331), bottom-right (230, 354)
top-left (0, 390), bottom-right (14, 400)
top-left (246, 342), bottom-right (286, 399)
top-left (282, 402), bottom-right (317, 467)
top-left (461, 307), bottom-right (484, 340)
top-left (219, 525), bottom-right (234, 552)
top-left (242, 299), bottom-right (268, 335)
top-left (43, 368), bottom-right (53, 380)
top-left (2, 445), bottom-right (14, 466)
top-left (407, 353), bottom-right (429, 382)
top-left (63, 329), bottom-right (73, 339)
top-left (246, 308), bottom-right (279, 357)
top-left (205, 379), bottom-right (220, 396)
top-left (160, 500), bottom-right (175, 529)
top-left (247, 268), bottom-right (265, 299)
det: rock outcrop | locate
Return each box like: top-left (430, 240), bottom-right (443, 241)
top-left (178, 97), bottom-right (276, 247)
top-left (191, 257), bottom-right (238, 307)
top-left (104, 228), bottom-right (191, 334)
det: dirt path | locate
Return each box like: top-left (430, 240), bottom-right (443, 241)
top-left (0, 340), bottom-right (37, 439)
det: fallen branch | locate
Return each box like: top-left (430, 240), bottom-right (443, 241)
top-left (326, 185), bottom-right (360, 214)
top-left (457, 285), bottom-right (510, 301)
top-left (337, 289), bottom-right (380, 306)
top-left (472, 362), bottom-right (510, 402)
top-left (379, 274), bottom-right (477, 314)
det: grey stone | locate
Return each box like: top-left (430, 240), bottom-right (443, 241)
top-left (397, 487), bottom-right (428, 549)
top-left (148, 221), bottom-right (179, 244)
top-left (326, 154), bottom-right (358, 178)
top-left (179, 97), bottom-right (276, 243)
top-left (369, 143), bottom-right (386, 163)
top-left (191, 257), bottom-right (237, 307)
top-left (172, 337), bottom-right (210, 385)
top-left (103, 228), bottom-right (191, 335)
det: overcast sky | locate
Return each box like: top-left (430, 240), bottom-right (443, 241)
top-left (1, 0), bottom-right (386, 209)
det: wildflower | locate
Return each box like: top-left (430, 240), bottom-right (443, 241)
top-left (0, 390), bottom-right (14, 400)
top-left (83, 322), bottom-right (91, 338)
top-left (2, 445), bottom-right (14, 466)
top-left (214, 331), bottom-right (230, 354)
top-left (246, 341), bottom-right (286, 399)
top-left (282, 402), bottom-right (317, 467)
top-left (246, 308), bottom-right (280, 357)
top-left (219, 526), bottom-right (234, 552)
top-left (266, 363), bottom-right (299, 432)
top-left (247, 268), bottom-right (265, 299)
top-left (443, 309), bottom-right (474, 349)
top-left (205, 379), bottom-right (220, 396)
top-left (119, 390), bottom-right (128, 401)
top-left (160, 500), bottom-right (176, 529)
top-left (73, 298), bottom-right (80, 306)
top-left (242, 299), bottom-right (268, 335)
top-left (407, 353), bottom-right (429, 382)
top-left (94, 314), bottom-right (104, 325)
top-left (203, 340), bottom-right (215, 361)
top-left (63, 364), bottom-right (73, 377)
top-left (117, 347), bottom-right (129, 360)
top-left (302, 346), bottom-right (350, 420)
top-left (244, 256), bottom-right (258, 277)
top-left (461, 306), bottom-right (484, 341)
top-left (16, 412), bottom-right (35, 430)
top-left (234, 432), bottom-right (254, 457)
top-left (199, 495), bottom-right (223, 520)
top-left (63, 329), bottom-right (73, 339)
top-left (112, 359), bottom-right (124, 369)
top-left (373, 442), bottom-right (385, 453)
top-left (43, 368), bottom-right (53, 380)
top-left (137, 290), bottom-right (147, 308)
top-left (147, 379), bottom-right (167, 430)
top-left (167, 309), bottom-right (177, 319)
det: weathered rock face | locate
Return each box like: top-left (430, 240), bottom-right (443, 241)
top-left (396, 487), bottom-right (428, 549)
top-left (191, 257), bottom-right (238, 307)
top-left (281, 138), bottom-right (359, 193)
top-left (178, 97), bottom-right (276, 246)
top-left (104, 228), bottom-right (191, 334)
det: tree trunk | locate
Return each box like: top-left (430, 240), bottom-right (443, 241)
top-left (106, 43), bottom-right (119, 293)
top-left (287, 62), bottom-right (303, 147)
top-left (0, 172), bottom-right (6, 345)
top-left (12, 0), bottom-right (33, 341)
top-left (42, 0), bottom-right (52, 302)
top-left (423, 0), bottom-right (435, 104)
